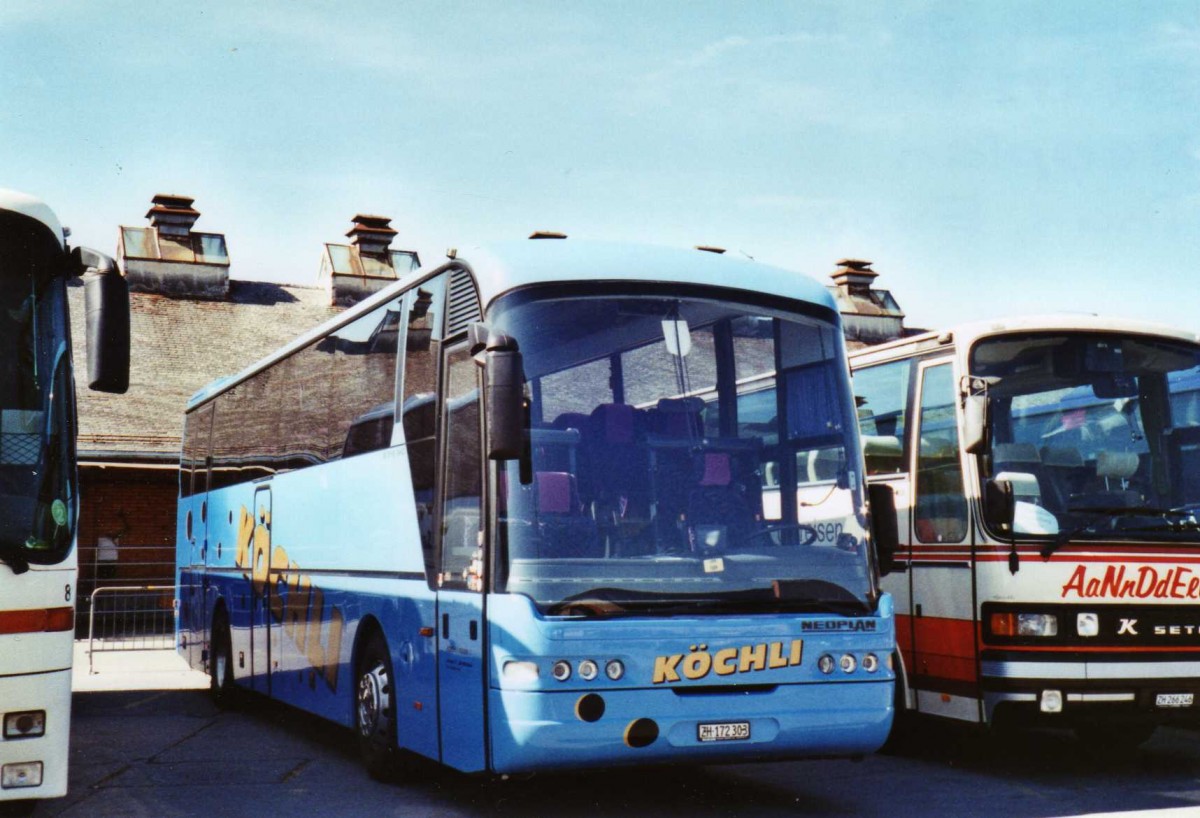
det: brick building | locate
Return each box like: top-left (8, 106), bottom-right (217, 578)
top-left (68, 196), bottom-right (417, 620)
top-left (67, 204), bottom-right (906, 626)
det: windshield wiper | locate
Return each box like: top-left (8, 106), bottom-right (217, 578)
top-left (544, 582), bottom-right (871, 618)
top-left (0, 545), bottom-right (30, 575)
top-left (1043, 506), bottom-right (1196, 559)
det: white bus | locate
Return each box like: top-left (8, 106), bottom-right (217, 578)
top-left (851, 314), bottom-right (1200, 748)
top-left (0, 189), bottom-right (128, 811)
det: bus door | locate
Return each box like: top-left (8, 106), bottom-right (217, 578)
top-left (435, 344), bottom-right (487, 772)
top-left (908, 359), bottom-right (978, 720)
top-left (249, 483), bottom-right (274, 695)
top-left (181, 403), bottom-right (213, 670)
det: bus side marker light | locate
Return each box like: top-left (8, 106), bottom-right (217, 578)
top-left (1, 762), bottom-right (43, 789)
top-left (502, 661), bottom-right (539, 683)
top-left (3, 711), bottom-right (45, 739)
top-left (1040, 690), bottom-right (1063, 714)
top-left (1077, 613), bottom-right (1099, 637)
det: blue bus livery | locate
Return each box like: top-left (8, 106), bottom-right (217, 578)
top-left (176, 239), bottom-right (897, 777)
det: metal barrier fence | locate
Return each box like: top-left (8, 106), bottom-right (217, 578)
top-left (87, 585), bottom-right (175, 673)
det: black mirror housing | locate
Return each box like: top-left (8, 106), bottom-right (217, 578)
top-left (962, 394), bottom-right (988, 455)
top-left (866, 483), bottom-right (899, 576)
top-left (984, 478), bottom-right (1015, 530)
top-left (75, 247), bottom-right (130, 394)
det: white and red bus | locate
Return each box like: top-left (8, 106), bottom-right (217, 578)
top-left (0, 188), bottom-right (128, 810)
top-left (850, 314), bottom-right (1200, 747)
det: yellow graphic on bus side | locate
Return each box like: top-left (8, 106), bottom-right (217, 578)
top-left (235, 505), bottom-right (345, 693)
top-left (652, 640), bottom-right (804, 684)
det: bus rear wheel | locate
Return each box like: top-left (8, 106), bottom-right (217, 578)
top-left (210, 611), bottom-right (239, 709)
top-left (1075, 721), bottom-right (1157, 754)
top-left (356, 632), bottom-right (400, 780)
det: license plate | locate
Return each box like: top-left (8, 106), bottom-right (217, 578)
top-left (697, 721), bottom-right (750, 742)
top-left (1156, 693), bottom-right (1194, 708)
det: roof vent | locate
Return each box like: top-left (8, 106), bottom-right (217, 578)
top-left (117, 194), bottom-right (230, 299)
top-left (830, 258), bottom-right (878, 295)
top-left (319, 214), bottom-right (420, 307)
top-left (529, 230), bottom-right (567, 240)
top-left (145, 194), bottom-right (201, 238)
top-left (346, 214), bottom-right (398, 256)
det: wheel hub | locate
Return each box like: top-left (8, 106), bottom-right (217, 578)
top-left (358, 662), bottom-right (390, 738)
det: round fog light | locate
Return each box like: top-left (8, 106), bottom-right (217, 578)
top-left (605, 660), bottom-right (625, 681)
top-left (579, 660), bottom-right (599, 681)
top-left (840, 654), bottom-right (857, 673)
top-left (818, 654), bottom-right (835, 675)
top-left (862, 653), bottom-right (879, 673)
top-left (551, 660), bottom-right (572, 682)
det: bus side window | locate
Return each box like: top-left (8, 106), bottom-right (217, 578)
top-left (330, 293), bottom-right (404, 459)
top-left (439, 347), bottom-right (482, 590)
top-left (853, 359), bottom-right (912, 476)
top-left (914, 363), bottom-right (968, 543)
top-left (400, 275), bottom-right (446, 578)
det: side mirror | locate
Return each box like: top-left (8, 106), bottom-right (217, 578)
top-left (866, 483), bottom-right (899, 576)
top-left (984, 478), bottom-right (1015, 530)
top-left (469, 323), bottom-right (525, 460)
top-left (962, 394), bottom-right (988, 455)
top-left (75, 247), bottom-right (130, 394)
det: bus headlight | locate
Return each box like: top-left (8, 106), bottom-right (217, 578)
top-left (578, 660), bottom-right (599, 681)
top-left (1077, 613), bottom-right (1099, 637)
top-left (840, 654), bottom-right (857, 673)
top-left (551, 660), bottom-right (572, 682)
top-left (605, 660), bottom-right (625, 681)
top-left (1017, 614), bottom-right (1058, 637)
top-left (1, 761), bottom-right (43, 789)
top-left (3, 711), bottom-right (45, 739)
top-left (501, 661), bottom-right (539, 684)
top-left (991, 612), bottom-right (1058, 637)
top-left (817, 654), bottom-right (835, 675)
top-left (862, 654), bottom-right (879, 673)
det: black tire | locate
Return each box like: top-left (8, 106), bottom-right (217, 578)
top-left (1075, 721), bottom-right (1157, 754)
top-left (0, 799), bottom-right (38, 817)
top-left (209, 610), bottom-right (239, 709)
top-left (356, 631), bottom-right (400, 780)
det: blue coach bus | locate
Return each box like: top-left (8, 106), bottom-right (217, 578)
top-left (175, 238), bottom-right (898, 778)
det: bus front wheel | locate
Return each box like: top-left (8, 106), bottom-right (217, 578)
top-left (356, 631), bottom-right (400, 780)
top-left (210, 611), bottom-right (239, 709)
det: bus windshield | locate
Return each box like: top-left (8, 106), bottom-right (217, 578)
top-left (489, 287), bottom-right (874, 617)
top-left (972, 332), bottom-right (1200, 544)
top-left (0, 225), bottom-right (75, 565)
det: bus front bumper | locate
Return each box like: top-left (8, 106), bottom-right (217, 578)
top-left (981, 657), bottom-right (1200, 727)
top-left (487, 680), bottom-right (893, 774)
top-left (0, 668), bottom-right (70, 801)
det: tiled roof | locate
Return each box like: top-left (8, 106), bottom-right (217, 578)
top-left (69, 279), bottom-right (343, 460)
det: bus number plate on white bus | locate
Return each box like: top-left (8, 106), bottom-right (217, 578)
top-left (1156, 693), bottom-right (1194, 708)
top-left (698, 721), bottom-right (750, 742)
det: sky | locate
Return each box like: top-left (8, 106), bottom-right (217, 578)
top-left (2, 1), bottom-right (1199, 333)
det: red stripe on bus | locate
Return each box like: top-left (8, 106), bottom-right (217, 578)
top-left (896, 614), bottom-right (978, 683)
top-left (0, 607), bottom-right (74, 635)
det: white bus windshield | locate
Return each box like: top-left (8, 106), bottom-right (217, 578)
top-left (489, 288), bottom-right (874, 617)
top-left (0, 223), bottom-right (75, 565)
top-left (972, 332), bottom-right (1200, 545)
